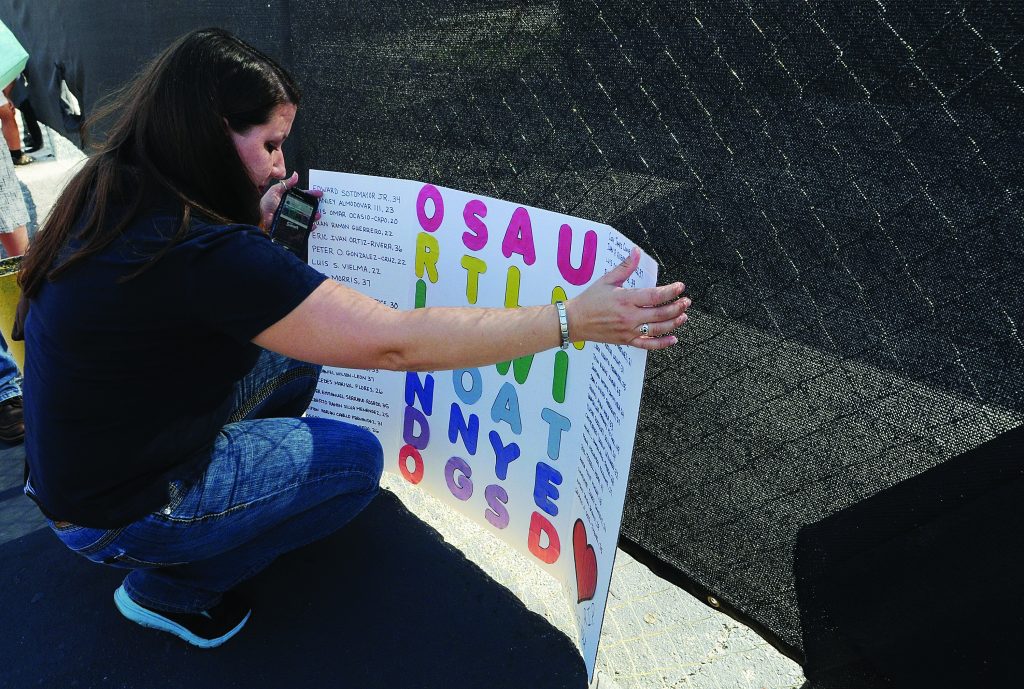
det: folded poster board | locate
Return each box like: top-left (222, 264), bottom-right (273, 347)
top-left (306, 170), bottom-right (655, 680)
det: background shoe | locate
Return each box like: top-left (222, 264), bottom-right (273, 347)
top-left (113, 585), bottom-right (252, 648)
top-left (0, 396), bottom-right (25, 444)
top-left (11, 151), bottom-right (34, 166)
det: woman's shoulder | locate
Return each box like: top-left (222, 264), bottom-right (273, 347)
top-left (128, 201), bottom-right (257, 244)
top-left (132, 187), bottom-right (258, 238)
top-left (182, 214), bottom-right (264, 247)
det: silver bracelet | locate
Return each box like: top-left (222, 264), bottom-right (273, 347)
top-left (555, 301), bottom-right (570, 350)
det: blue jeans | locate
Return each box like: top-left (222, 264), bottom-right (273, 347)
top-left (45, 350), bottom-right (383, 613)
top-left (0, 331), bottom-right (21, 403)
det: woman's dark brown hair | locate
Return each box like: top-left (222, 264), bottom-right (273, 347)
top-left (19, 28), bottom-right (300, 297)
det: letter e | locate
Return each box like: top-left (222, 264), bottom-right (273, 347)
top-left (533, 462), bottom-right (563, 517)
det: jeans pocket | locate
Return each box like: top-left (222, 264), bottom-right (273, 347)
top-left (157, 480), bottom-right (189, 517)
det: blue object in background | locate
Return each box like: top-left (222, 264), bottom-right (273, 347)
top-left (0, 330), bottom-right (20, 403)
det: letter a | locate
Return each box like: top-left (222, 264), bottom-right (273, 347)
top-left (502, 207), bottom-right (536, 265)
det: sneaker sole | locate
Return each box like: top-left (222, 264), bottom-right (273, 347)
top-left (113, 585), bottom-right (251, 648)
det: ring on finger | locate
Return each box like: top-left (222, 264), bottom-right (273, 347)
top-left (279, 179), bottom-right (289, 191)
top-left (639, 323), bottom-right (651, 336)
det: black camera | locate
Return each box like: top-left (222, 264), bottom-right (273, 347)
top-left (269, 188), bottom-right (319, 262)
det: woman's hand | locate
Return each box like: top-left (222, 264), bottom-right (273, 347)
top-left (258, 171), bottom-right (323, 231)
top-left (566, 247), bottom-right (690, 350)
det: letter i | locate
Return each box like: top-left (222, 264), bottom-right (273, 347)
top-left (416, 279), bottom-right (427, 308)
top-left (505, 266), bottom-right (521, 309)
top-left (552, 351), bottom-right (568, 404)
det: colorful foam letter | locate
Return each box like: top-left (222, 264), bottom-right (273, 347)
top-left (398, 444), bottom-right (424, 484)
top-left (556, 223), bottom-right (598, 285)
top-left (541, 407), bottom-right (571, 461)
top-left (405, 372), bottom-right (434, 416)
top-left (501, 207), bottom-right (536, 265)
top-left (488, 430), bottom-right (521, 481)
top-left (490, 382), bottom-right (523, 434)
top-left (448, 402), bottom-right (480, 455)
top-left (415, 232), bottom-right (440, 283)
top-left (533, 462), bottom-right (563, 517)
top-left (416, 184), bottom-right (444, 233)
top-left (462, 199), bottom-right (488, 250)
top-left (452, 368), bottom-right (483, 405)
top-left (403, 404), bottom-right (430, 450)
top-left (445, 456), bottom-right (473, 500)
top-left (484, 484), bottom-right (510, 529)
top-left (461, 255), bottom-right (487, 304)
top-left (528, 511), bottom-right (561, 564)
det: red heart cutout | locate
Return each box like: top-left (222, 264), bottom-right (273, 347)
top-left (573, 519), bottom-right (598, 603)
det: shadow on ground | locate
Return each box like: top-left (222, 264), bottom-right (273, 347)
top-left (0, 444), bottom-right (586, 689)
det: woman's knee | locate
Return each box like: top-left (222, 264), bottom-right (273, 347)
top-left (310, 417), bottom-right (383, 486)
top-left (347, 424), bottom-right (384, 485)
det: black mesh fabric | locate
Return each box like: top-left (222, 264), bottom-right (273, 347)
top-left (2, 0), bottom-right (1021, 674)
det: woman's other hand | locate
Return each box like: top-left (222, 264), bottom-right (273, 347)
top-left (258, 172), bottom-right (323, 232)
top-left (567, 247), bottom-right (690, 350)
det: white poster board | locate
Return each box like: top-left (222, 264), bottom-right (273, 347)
top-left (306, 170), bottom-right (655, 680)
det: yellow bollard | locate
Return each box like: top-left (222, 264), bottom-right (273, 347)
top-left (0, 256), bottom-right (24, 369)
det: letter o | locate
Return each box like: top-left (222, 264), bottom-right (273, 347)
top-left (453, 368), bottom-right (483, 405)
top-left (416, 184), bottom-right (444, 233)
top-left (398, 444), bottom-right (424, 484)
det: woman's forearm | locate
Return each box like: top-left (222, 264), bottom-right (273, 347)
top-left (379, 302), bottom-right (563, 372)
top-left (254, 249), bottom-right (690, 370)
top-left (255, 281), bottom-right (564, 371)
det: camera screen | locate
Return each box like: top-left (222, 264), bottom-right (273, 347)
top-left (274, 194), bottom-right (315, 250)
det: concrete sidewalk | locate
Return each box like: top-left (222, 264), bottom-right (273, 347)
top-left (6, 127), bottom-right (805, 689)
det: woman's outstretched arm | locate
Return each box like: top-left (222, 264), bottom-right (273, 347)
top-left (253, 247), bottom-right (690, 371)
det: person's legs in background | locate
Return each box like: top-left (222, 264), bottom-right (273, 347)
top-left (17, 98), bottom-right (42, 153)
top-left (0, 83), bottom-right (31, 166)
top-left (0, 90), bottom-right (20, 152)
top-left (0, 225), bottom-right (28, 257)
top-left (0, 131), bottom-right (30, 259)
top-left (10, 74), bottom-right (42, 153)
top-left (0, 332), bottom-right (23, 444)
top-left (0, 125), bottom-right (29, 444)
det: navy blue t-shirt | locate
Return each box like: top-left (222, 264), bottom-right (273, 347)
top-left (24, 204), bottom-right (327, 528)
